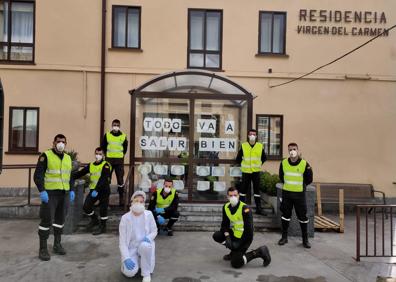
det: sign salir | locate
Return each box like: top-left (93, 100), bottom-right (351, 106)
top-left (297, 9), bottom-right (389, 37)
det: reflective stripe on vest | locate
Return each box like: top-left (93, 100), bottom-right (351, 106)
top-left (44, 150), bottom-right (72, 191)
top-left (282, 159), bottom-right (307, 192)
top-left (224, 202), bottom-right (246, 239)
top-left (106, 132), bottom-right (126, 158)
top-left (241, 142), bottom-right (263, 173)
top-left (156, 188), bottom-right (176, 208)
top-left (89, 161), bottom-right (111, 190)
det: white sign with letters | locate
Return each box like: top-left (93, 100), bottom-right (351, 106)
top-left (198, 138), bottom-right (237, 152)
top-left (224, 121), bottom-right (235, 135)
top-left (140, 136), bottom-right (187, 151)
top-left (143, 117), bottom-right (181, 133)
top-left (197, 119), bottom-right (216, 133)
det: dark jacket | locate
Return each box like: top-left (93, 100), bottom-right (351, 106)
top-left (220, 201), bottom-right (253, 243)
top-left (148, 189), bottom-right (179, 214)
top-left (72, 160), bottom-right (111, 194)
top-left (279, 157), bottom-right (313, 190)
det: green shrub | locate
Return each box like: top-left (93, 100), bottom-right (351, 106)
top-left (260, 171), bottom-right (280, 196)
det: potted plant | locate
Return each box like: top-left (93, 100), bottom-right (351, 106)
top-left (260, 171), bottom-right (280, 211)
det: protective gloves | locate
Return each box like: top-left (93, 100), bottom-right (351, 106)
top-left (40, 191), bottom-right (49, 203)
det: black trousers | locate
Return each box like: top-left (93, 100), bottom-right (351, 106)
top-left (213, 231), bottom-right (252, 268)
top-left (240, 172), bottom-right (261, 206)
top-left (38, 192), bottom-right (68, 239)
top-left (108, 161), bottom-right (125, 189)
top-left (83, 190), bottom-right (109, 220)
top-left (153, 210), bottom-right (180, 229)
top-left (280, 190), bottom-right (308, 222)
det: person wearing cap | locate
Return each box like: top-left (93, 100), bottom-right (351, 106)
top-left (101, 119), bottom-right (128, 206)
top-left (73, 147), bottom-right (111, 235)
top-left (119, 191), bottom-right (157, 282)
top-left (235, 129), bottom-right (267, 215)
top-left (212, 187), bottom-right (271, 269)
top-left (148, 177), bottom-right (180, 236)
top-left (278, 142), bottom-right (313, 248)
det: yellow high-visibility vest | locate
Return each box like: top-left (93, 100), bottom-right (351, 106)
top-left (89, 161), bottom-right (111, 190)
top-left (224, 201), bottom-right (246, 239)
top-left (106, 132), bottom-right (126, 158)
top-left (241, 142), bottom-right (263, 173)
top-left (156, 188), bottom-right (176, 208)
top-left (44, 150), bottom-right (72, 191)
top-left (282, 159), bottom-right (307, 192)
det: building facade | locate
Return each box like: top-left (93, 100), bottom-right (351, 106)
top-left (0, 0), bottom-right (395, 201)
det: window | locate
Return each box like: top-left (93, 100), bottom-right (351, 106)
top-left (256, 115), bottom-right (283, 159)
top-left (9, 107), bottom-right (39, 152)
top-left (0, 0), bottom-right (35, 63)
top-left (188, 9), bottom-right (222, 69)
top-left (259, 11), bottom-right (286, 55)
top-left (112, 6), bottom-right (141, 49)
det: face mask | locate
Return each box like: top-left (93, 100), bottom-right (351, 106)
top-left (289, 150), bottom-right (298, 158)
top-left (164, 187), bottom-right (171, 194)
top-left (56, 142), bottom-right (65, 152)
top-left (229, 196), bottom-right (239, 207)
top-left (248, 135), bottom-right (256, 142)
top-left (112, 126), bottom-right (120, 132)
top-left (95, 154), bottom-right (103, 161)
top-left (130, 203), bottom-right (145, 214)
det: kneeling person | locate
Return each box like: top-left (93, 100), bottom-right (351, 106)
top-left (73, 147), bottom-right (111, 235)
top-left (148, 177), bottom-right (180, 236)
top-left (212, 187), bottom-right (271, 269)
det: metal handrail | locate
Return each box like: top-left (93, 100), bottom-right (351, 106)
top-left (356, 204), bottom-right (396, 261)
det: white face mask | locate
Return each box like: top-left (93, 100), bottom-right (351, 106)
top-left (164, 187), bottom-right (171, 194)
top-left (112, 126), bottom-right (120, 132)
top-left (248, 135), bottom-right (256, 142)
top-left (130, 203), bottom-right (145, 214)
top-left (56, 142), bottom-right (65, 152)
top-left (95, 154), bottom-right (103, 161)
top-left (289, 150), bottom-right (298, 158)
top-left (229, 196), bottom-right (239, 207)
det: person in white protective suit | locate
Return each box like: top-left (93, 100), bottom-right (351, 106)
top-left (119, 190), bottom-right (158, 282)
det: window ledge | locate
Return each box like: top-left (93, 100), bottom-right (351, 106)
top-left (0, 61), bottom-right (36, 65)
top-left (255, 53), bottom-right (289, 58)
top-left (187, 67), bottom-right (225, 72)
top-left (6, 151), bottom-right (40, 155)
top-left (108, 47), bottom-right (143, 52)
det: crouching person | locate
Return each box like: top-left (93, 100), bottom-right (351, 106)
top-left (73, 147), bottom-right (111, 235)
top-left (119, 191), bottom-right (158, 282)
top-left (148, 177), bottom-right (180, 236)
top-left (212, 187), bottom-right (271, 269)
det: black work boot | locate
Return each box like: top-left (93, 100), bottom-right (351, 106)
top-left (300, 222), bottom-right (311, 249)
top-left (53, 234), bottom-right (66, 255)
top-left (86, 214), bottom-right (99, 232)
top-left (38, 238), bottom-right (50, 261)
top-left (278, 219), bottom-right (289, 245)
top-left (245, 245), bottom-right (271, 267)
top-left (254, 196), bottom-right (267, 216)
top-left (93, 220), bottom-right (107, 235)
top-left (223, 252), bottom-right (232, 261)
top-left (167, 229), bottom-right (174, 236)
top-left (118, 185), bottom-right (125, 207)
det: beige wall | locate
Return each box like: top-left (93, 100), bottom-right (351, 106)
top-left (0, 0), bottom-right (395, 196)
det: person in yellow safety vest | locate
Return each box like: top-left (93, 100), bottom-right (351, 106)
top-left (278, 142), bottom-right (313, 248)
top-left (34, 134), bottom-right (75, 261)
top-left (101, 119), bottom-right (128, 207)
top-left (235, 129), bottom-right (267, 215)
top-left (73, 147), bottom-right (111, 235)
top-left (148, 177), bottom-right (180, 236)
top-left (212, 187), bottom-right (271, 269)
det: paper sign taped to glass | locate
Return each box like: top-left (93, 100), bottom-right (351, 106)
top-left (140, 136), bottom-right (187, 151)
top-left (198, 138), bottom-right (237, 152)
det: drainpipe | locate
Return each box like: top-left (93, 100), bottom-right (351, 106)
top-left (100, 0), bottom-right (107, 141)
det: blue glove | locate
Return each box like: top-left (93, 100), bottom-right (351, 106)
top-left (143, 236), bottom-right (151, 243)
top-left (157, 215), bottom-right (165, 225)
top-left (155, 207), bottom-right (165, 214)
top-left (40, 191), bottom-right (49, 203)
top-left (70, 191), bottom-right (75, 202)
top-left (91, 190), bottom-right (98, 198)
top-left (124, 258), bottom-right (135, 270)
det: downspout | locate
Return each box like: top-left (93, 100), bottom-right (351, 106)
top-left (100, 0), bottom-right (107, 141)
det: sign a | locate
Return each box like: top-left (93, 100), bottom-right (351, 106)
top-left (199, 138), bottom-right (237, 152)
top-left (140, 136), bottom-right (187, 151)
top-left (225, 121), bottom-right (235, 135)
top-left (197, 119), bottom-right (216, 133)
top-left (144, 117), bottom-right (181, 133)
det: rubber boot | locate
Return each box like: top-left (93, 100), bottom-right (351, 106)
top-left (93, 220), bottom-right (107, 235)
top-left (278, 219), bottom-right (289, 245)
top-left (300, 222), bottom-right (311, 249)
top-left (245, 245), bottom-right (271, 267)
top-left (223, 252), bottom-right (232, 261)
top-left (118, 185), bottom-right (125, 207)
top-left (254, 196), bottom-right (267, 216)
top-left (38, 238), bottom-right (50, 261)
top-left (53, 234), bottom-right (66, 255)
top-left (86, 214), bottom-right (99, 232)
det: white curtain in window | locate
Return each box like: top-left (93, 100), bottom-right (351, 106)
top-left (11, 2), bottom-right (33, 43)
top-left (189, 53), bottom-right (204, 67)
top-left (127, 9), bottom-right (139, 48)
top-left (25, 109), bottom-right (37, 148)
top-left (0, 2), bottom-right (8, 42)
top-left (114, 7), bottom-right (126, 47)
top-left (11, 109), bottom-right (24, 148)
top-left (206, 12), bottom-right (220, 51)
top-left (260, 13), bottom-right (272, 53)
top-left (273, 14), bottom-right (285, 54)
top-left (190, 11), bottom-right (204, 50)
